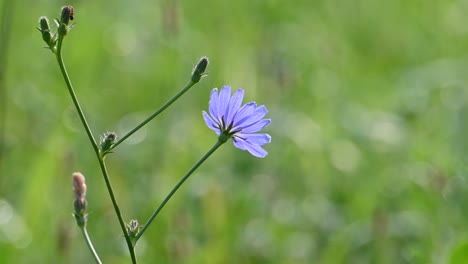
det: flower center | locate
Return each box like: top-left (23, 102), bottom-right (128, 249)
top-left (219, 116), bottom-right (241, 135)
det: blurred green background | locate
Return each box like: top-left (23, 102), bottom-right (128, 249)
top-left (1, 0), bottom-right (468, 263)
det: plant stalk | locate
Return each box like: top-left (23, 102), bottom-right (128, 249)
top-left (56, 34), bottom-right (137, 263)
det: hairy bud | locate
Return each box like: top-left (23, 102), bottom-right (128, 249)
top-left (72, 172), bottom-right (88, 227)
top-left (126, 219), bottom-right (141, 244)
top-left (60, 6), bottom-right (74, 25)
top-left (73, 172), bottom-right (87, 201)
top-left (100, 132), bottom-right (117, 153)
top-left (191, 56), bottom-right (209, 83)
top-left (37, 16), bottom-right (56, 49)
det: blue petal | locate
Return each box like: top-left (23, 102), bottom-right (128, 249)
top-left (236, 133), bottom-right (271, 145)
top-left (232, 105), bottom-right (268, 131)
top-left (218, 86), bottom-right (231, 123)
top-left (242, 105), bottom-right (268, 125)
top-left (208, 88), bottom-right (219, 122)
top-left (239, 119), bottom-right (271, 133)
top-left (233, 137), bottom-right (268, 158)
top-left (225, 89), bottom-right (244, 127)
top-left (202, 111), bottom-right (221, 135)
top-left (232, 138), bottom-right (248, 150)
top-left (231, 102), bottom-right (257, 129)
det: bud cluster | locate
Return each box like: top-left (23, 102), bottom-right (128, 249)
top-left (37, 6), bottom-right (75, 52)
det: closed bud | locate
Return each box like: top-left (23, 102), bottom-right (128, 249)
top-left (72, 172), bottom-right (87, 200)
top-left (100, 132), bottom-right (117, 153)
top-left (60, 6), bottom-right (74, 25)
top-left (126, 219), bottom-right (140, 244)
top-left (57, 6), bottom-right (75, 37)
top-left (191, 56), bottom-right (209, 83)
top-left (72, 172), bottom-right (88, 227)
top-left (37, 16), bottom-right (56, 49)
top-left (39, 16), bottom-right (50, 32)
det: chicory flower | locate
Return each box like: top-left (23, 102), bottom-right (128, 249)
top-left (202, 86), bottom-right (271, 158)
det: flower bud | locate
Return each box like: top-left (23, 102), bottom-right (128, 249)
top-left (72, 172), bottom-right (88, 227)
top-left (126, 219), bottom-right (140, 236)
top-left (37, 16), bottom-right (56, 48)
top-left (39, 16), bottom-right (50, 32)
top-left (100, 132), bottom-right (117, 153)
top-left (61, 6), bottom-right (74, 25)
top-left (191, 56), bottom-right (209, 83)
top-left (72, 172), bottom-right (87, 201)
top-left (126, 219), bottom-right (140, 244)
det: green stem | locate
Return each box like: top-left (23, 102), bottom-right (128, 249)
top-left (56, 35), bottom-right (98, 152)
top-left (97, 158), bottom-right (138, 263)
top-left (136, 140), bottom-right (224, 241)
top-left (55, 35), bottom-right (137, 263)
top-left (81, 227), bottom-right (103, 264)
top-left (108, 80), bottom-right (196, 152)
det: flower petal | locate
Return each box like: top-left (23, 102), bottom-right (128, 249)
top-left (208, 88), bottom-right (219, 122)
top-left (242, 105), bottom-right (268, 126)
top-left (225, 89), bottom-right (244, 127)
top-left (232, 105), bottom-right (268, 131)
top-left (231, 102), bottom-right (257, 129)
top-left (217, 86), bottom-right (231, 123)
top-left (232, 137), bottom-right (248, 150)
top-left (232, 137), bottom-right (269, 158)
top-left (239, 119), bottom-right (271, 133)
top-left (236, 133), bottom-right (271, 145)
top-left (202, 111), bottom-right (221, 135)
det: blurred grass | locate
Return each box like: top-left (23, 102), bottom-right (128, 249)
top-left (1, 0), bottom-right (468, 263)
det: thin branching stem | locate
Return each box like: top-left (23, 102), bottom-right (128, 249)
top-left (108, 80), bottom-right (196, 152)
top-left (56, 35), bottom-right (98, 152)
top-left (56, 34), bottom-right (137, 264)
top-left (136, 140), bottom-right (224, 241)
top-left (81, 227), bottom-right (103, 264)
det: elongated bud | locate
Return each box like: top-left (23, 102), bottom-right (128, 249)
top-left (61, 6), bottom-right (74, 25)
top-left (39, 16), bottom-right (49, 29)
top-left (191, 56), bottom-right (209, 83)
top-left (72, 172), bottom-right (88, 227)
top-left (57, 6), bottom-right (75, 37)
top-left (39, 17), bottom-right (52, 42)
top-left (37, 16), bottom-right (56, 49)
top-left (73, 172), bottom-right (87, 200)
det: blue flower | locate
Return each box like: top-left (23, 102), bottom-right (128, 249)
top-left (202, 86), bottom-right (271, 158)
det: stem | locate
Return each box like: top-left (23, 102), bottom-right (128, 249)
top-left (108, 80), bottom-right (196, 151)
top-left (55, 35), bottom-right (137, 263)
top-left (56, 35), bottom-right (98, 151)
top-left (97, 158), bottom-right (138, 263)
top-left (136, 140), bottom-right (224, 241)
top-left (81, 227), bottom-right (103, 264)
